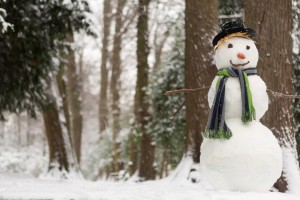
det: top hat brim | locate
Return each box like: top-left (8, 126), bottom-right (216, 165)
top-left (212, 27), bottom-right (255, 47)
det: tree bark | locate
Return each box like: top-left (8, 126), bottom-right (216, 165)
top-left (129, 133), bottom-right (138, 176)
top-left (152, 25), bottom-right (170, 70)
top-left (110, 0), bottom-right (127, 173)
top-left (43, 100), bottom-right (70, 173)
top-left (26, 114), bottom-right (31, 146)
top-left (0, 121), bottom-right (4, 140)
top-left (56, 66), bottom-right (71, 138)
top-left (292, 0), bottom-right (300, 168)
top-left (245, 0), bottom-right (295, 192)
top-left (17, 114), bottom-right (21, 146)
top-left (159, 149), bottom-right (168, 178)
top-left (66, 33), bottom-right (83, 163)
top-left (99, 0), bottom-right (112, 134)
top-left (134, 0), bottom-right (155, 180)
top-left (42, 81), bottom-right (81, 178)
top-left (185, 0), bottom-right (218, 162)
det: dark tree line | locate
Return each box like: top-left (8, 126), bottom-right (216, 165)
top-left (0, 0), bottom-right (91, 177)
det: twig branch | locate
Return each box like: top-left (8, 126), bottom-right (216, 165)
top-left (267, 89), bottom-right (300, 99)
top-left (118, 7), bottom-right (138, 37)
top-left (165, 86), bottom-right (300, 119)
top-left (170, 92), bottom-right (196, 120)
top-left (164, 87), bottom-right (209, 96)
top-left (165, 87), bottom-right (209, 119)
top-left (165, 87), bottom-right (300, 99)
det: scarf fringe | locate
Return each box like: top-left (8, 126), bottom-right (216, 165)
top-left (242, 110), bottom-right (256, 123)
top-left (204, 130), bottom-right (232, 139)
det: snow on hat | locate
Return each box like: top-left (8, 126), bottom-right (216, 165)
top-left (212, 21), bottom-right (255, 48)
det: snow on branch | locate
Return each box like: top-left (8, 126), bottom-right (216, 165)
top-left (0, 8), bottom-right (13, 33)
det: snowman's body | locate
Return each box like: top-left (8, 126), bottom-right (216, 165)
top-left (200, 37), bottom-right (282, 192)
top-left (208, 75), bottom-right (268, 120)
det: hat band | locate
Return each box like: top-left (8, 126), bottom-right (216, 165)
top-left (214, 32), bottom-right (254, 50)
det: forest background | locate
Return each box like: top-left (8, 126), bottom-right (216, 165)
top-left (0, 0), bottom-right (299, 194)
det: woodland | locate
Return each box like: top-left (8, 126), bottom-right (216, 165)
top-left (0, 0), bottom-right (300, 198)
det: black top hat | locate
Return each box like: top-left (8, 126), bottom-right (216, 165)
top-left (212, 21), bottom-right (255, 47)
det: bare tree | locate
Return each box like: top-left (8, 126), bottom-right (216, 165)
top-left (134, 0), bottom-right (155, 180)
top-left (152, 22), bottom-right (170, 70)
top-left (245, 0), bottom-right (295, 192)
top-left (56, 67), bottom-right (71, 136)
top-left (66, 33), bottom-right (83, 163)
top-left (99, 0), bottom-right (112, 134)
top-left (42, 81), bottom-right (81, 178)
top-left (56, 33), bottom-right (83, 163)
top-left (110, 0), bottom-right (127, 173)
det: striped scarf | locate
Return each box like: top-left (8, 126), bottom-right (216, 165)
top-left (204, 67), bottom-right (257, 139)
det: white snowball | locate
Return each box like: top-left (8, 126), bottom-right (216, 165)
top-left (215, 37), bottom-right (258, 70)
top-left (200, 119), bottom-right (282, 192)
top-left (208, 75), bottom-right (268, 120)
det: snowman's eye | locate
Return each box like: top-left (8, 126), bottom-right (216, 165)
top-left (246, 45), bottom-right (250, 50)
top-left (228, 43), bottom-right (233, 48)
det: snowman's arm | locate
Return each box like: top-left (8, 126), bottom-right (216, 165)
top-left (208, 77), bottom-right (218, 108)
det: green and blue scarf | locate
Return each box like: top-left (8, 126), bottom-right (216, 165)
top-left (204, 67), bottom-right (257, 139)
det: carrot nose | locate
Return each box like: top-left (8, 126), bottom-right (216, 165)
top-left (237, 53), bottom-right (246, 59)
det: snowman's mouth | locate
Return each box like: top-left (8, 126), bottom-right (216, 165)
top-left (230, 60), bottom-right (250, 67)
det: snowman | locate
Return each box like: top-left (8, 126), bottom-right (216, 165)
top-left (199, 21), bottom-right (283, 192)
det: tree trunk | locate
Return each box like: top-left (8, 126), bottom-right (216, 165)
top-left (134, 0), bottom-right (155, 180)
top-left (159, 149), bottom-right (168, 178)
top-left (99, 0), bottom-right (112, 134)
top-left (17, 114), bottom-right (21, 146)
top-left (129, 133), bottom-right (138, 176)
top-left (56, 66), bottom-right (71, 138)
top-left (185, 0), bottom-right (218, 163)
top-left (26, 114), bottom-right (31, 146)
top-left (66, 33), bottom-right (83, 163)
top-left (43, 101), bottom-right (70, 173)
top-left (110, 0), bottom-right (127, 173)
top-left (292, 0), bottom-right (300, 168)
top-left (0, 121), bottom-right (4, 140)
top-left (42, 80), bottom-right (81, 178)
top-left (245, 0), bottom-right (295, 192)
top-left (152, 25), bottom-right (170, 70)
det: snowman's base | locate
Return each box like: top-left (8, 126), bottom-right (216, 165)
top-left (200, 119), bottom-right (282, 192)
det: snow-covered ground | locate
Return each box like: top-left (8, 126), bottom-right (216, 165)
top-left (0, 147), bottom-right (299, 200)
top-left (0, 173), bottom-right (299, 200)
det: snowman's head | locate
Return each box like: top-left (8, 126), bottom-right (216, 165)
top-left (214, 36), bottom-right (258, 70)
top-left (212, 21), bottom-right (257, 70)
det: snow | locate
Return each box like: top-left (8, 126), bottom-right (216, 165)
top-left (0, 8), bottom-right (13, 33)
top-left (201, 37), bottom-right (283, 192)
top-left (208, 75), bottom-right (269, 120)
top-left (282, 148), bottom-right (300, 195)
top-left (201, 119), bottom-right (282, 192)
top-left (165, 155), bottom-right (194, 182)
top-left (0, 173), bottom-right (299, 200)
top-left (0, 2), bottom-right (299, 200)
top-left (0, 146), bottom-right (46, 177)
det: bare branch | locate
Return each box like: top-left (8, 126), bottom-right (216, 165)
top-left (165, 87), bottom-right (210, 96)
top-left (170, 91), bottom-right (197, 120)
top-left (267, 89), bottom-right (300, 99)
top-left (118, 5), bottom-right (138, 37)
top-left (165, 87), bottom-right (300, 99)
